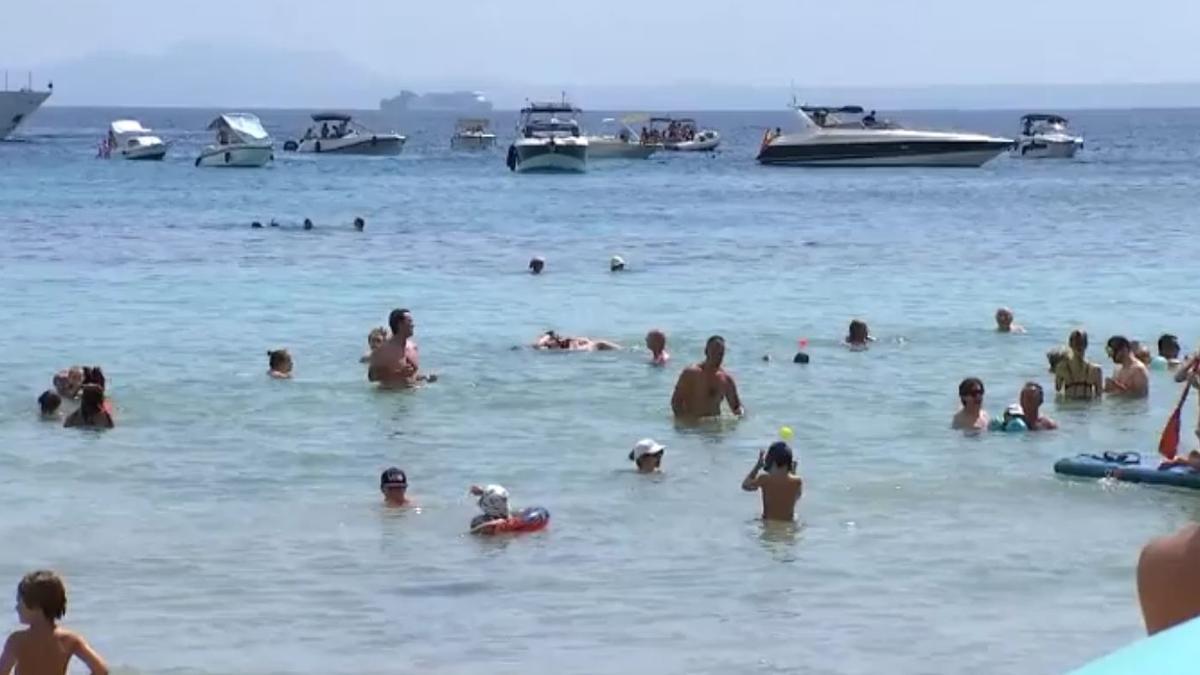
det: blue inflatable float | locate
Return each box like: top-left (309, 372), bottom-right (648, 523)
top-left (1053, 452), bottom-right (1200, 490)
top-left (1066, 615), bottom-right (1200, 674)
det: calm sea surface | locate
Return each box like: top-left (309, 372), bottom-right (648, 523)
top-left (2, 105), bottom-right (1199, 674)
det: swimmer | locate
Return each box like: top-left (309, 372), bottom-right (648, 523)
top-left (380, 467), bottom-right (409, 507)
top-left (1159, 451), bottom-right (1200, 472)
top-left (353, 217), bottom-right (365, 232)
top-left (528, 256), bottom-right (545, 275)
top-left (52, 367), bottom-right (83, 400)
top-left (359, 327), bottom-right (389, 364)
top-left (994, 403), bottom-right (1028, 431)
top-left (1104, 335), bottom-right (1149, 398)
top-left (269, 219), bottom-right (279, 228)
top-left (81, 367), bottom-right (105, 391)
top-left (369, 308), bottom-right (436, 387)
top-left (792, 352), bottom-right (810, 364)
top-left (251, 221), bottom-right (263, 229)
top-left (533, 331), bottom-right (620, 351)
top-left (63, 385), bottom-right (114, 430)
top-left (468, 484), bottom-right (510, 534)
top-left (1018, 381), bottom-right (1057, 430)
top-left (671, 335), bottom-right (745, 419)
top-left (629, 438), bottom-right (665, 473)
top-left (37, 391), bottom-right (61, 420)
top-left (845, 320), bottom-right (873, 350)
top-left (951, 377), bottom-right (990, 432)
top-left (1132, 340), bottom-right (1153, 366)
top-left (1158, 334), bottom-right (1183, 369)
top-left (741, 441), bottom-right (803, 522)
top-left (267, 349), bottom-right (293, 379)
top-left (645, 329), bottom-right (669, 365)
top-left (994, 307), bottom-right (1025, 334)
top-left (1054, 329), bottom-right (1103, 400)
top-left (0, 570), bottom-right (109, 675)
top-left (610, 255), bottom-right (626, 272)
top-left (1139, 523), bottom-right (1200, 635)
top-left (303, 218), bottom-right (313, 231)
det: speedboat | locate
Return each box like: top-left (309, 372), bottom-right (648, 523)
top-left (102, 120), bottom-right (167, 160)
top-left (196, 113), bottom-right (273, 167)
top-left (450, 117), bottom-right (496, 150)
top-left (586, 116), bottom-right (660, 159)
top-left (283, 112), bottom-right (405, 155)
top-left (648, 116), bottom-right (720, 152)
top-left (757, 104), bottom-right (1012, 167)
top-left (505, 100), bottom-right (588, 173)
top-left (1012, 113), bottom-right (1083, 159)
top-left (0, 73), bottom-right (51, 140)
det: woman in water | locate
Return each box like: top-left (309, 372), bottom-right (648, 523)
top-left (845, 320), bottom-right (873, 350)
top-left (951, 377), bottom-right (990, 432)
top-left (267, 349), bottom-right (293, 379)
top-left (1054, 329), bottom-right (1103, 400)
top-left (63, 385), bottom-right (114, 429)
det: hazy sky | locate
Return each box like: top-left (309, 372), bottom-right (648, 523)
top-left (4, 0), bottom-right (1200, 87)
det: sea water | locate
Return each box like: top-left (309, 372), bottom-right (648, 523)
top-left (1, 106), bottom-right (1199, 674)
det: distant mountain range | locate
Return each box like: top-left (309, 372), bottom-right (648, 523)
top-left (34, 43), bottom-right (1200, 111)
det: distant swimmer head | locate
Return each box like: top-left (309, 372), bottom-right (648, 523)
top-left (1068, 329), bottom-right (1088, 354)
top-left (1020, 381), bottom-right (1045, 409)
top-left (303, 218), bottom-right (313, 231)
top-left (37, 390), bottom-right (61, 416)
top-left (353, 217), bottom-right (365, 232)
top-left (529, 256), bottom-right (545, 275)
top-left (995, 307), bottom-right (1014, 331)
top-left (793, 352), bottom-right (810, 364)
top-left (477, 484), bottom-right (510, 518)
top-left (610, 255), bottom-right (626, 272)
top-left (267, 349), bottom-right (293, 375)
top-left (645, 329), bottom-right (666, 353)
top-left (388, 308), bottom-right (414, 337)
top-left (765, 441), bottom-right (794, 472)
top-left (958, 377), bottom-right (985, 408)
top-left (1158, 334), bottom-right (1181, 360)
top-left (251, 221), bottom-right (263, 229)
top-left (847, 320), bottom-right (870, 345)
top-left (380, 467), bottom-right (408, 504)
top-left (629, 438), bottom-right (665, 473)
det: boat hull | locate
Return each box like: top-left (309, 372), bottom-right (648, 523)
top-left (451, 134), bottom-right (496, 150)
top-left (758, 139), bottom-right (1011, 167)
top-left (120, 144), bottom-right (167, 161)
top-left (587, 139), bottom-right (658, 159)
top-left (665, 137), bottom-right (720, 152)
top-left (0, 90), bottom-right (51, 139)
top-left (294, 135), bottom-right (404, 155)
top-left (195, 144), bottom-right (274, 167)
top-left (1012, 137), bottom-right (1081, 159)
top-left (510, 141), bottom-right (587, 173)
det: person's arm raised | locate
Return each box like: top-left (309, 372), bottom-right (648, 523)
top-left (70, 633), bottom-right (109, 675)
top-left (741, 451), bottom-right (765, 492)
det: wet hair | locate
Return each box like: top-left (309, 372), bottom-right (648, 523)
top-left (793, 352), bottom-right (810, 364)
top-left (17, 570), bottom-right (67, 622)
top-left (1158, 334), bottom-right (1181, 358)
top-left (848, 320), bottom-right (869, 341)
top-left (81, 366), bottom-right (105, 390)
top-left (37, 390), bottom-right (62, 415)
top-left (353, 217), bottom-right (365, 231)
top-left (958, 377), bottom-right (985, 398)
top-left (1068, 329), bottom-right (1088, 353)
top-left (765, 442), bottom-right (794, 470)
top-left (1023, 381), bottom-right (1044, 405)
top-left (1107, 335), bottom-right (1130, 356)
top-left (267, 349), bottom-right (290, 370)
top-left (706, 335), bottom-right (725, 349)
top-left (388, 309), bottom-right (411, 334)
top-left (79, 384), bottom-right (105, 420)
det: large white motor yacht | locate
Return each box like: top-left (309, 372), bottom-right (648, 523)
top-left (103, 119), bottom-right (167, 160)
top-left (195, 113), bottom-right (273, 168)
top-left (450, 118), bottom-right (496, 150)
top-left (586, 116), bottom-right (660, 159)
top-left (1012, 114), bottom-right (1083, 159)
top-left (0, 73), bottom-right (51, 139)
top-left (505, 101), bottom-right (588, 173)
top-left (757, 104), bottom-right (1012, 167)
top-left (284, 112), bottom-right (405, 155)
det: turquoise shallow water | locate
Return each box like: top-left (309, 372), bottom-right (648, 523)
top-left (2, 106), bottom-right (1200, 674)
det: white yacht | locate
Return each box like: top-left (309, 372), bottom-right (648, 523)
top-left (284, 112), bottom-right (405, 155)
top-left (757, 104), bottom-right (1012, 167)
top-left (1012, 114), bottom-right (1083, 159)
top-left (103, 120), bottom-right (167, 160)
top-left (649, 117), bottom-right (720, 152)
top-left (505, 101), bottom-right (588, 173)
top-left (195, 113), bottom-right (273, 167)
top-left (1, 73), bottom-right (51, 140)
top-left (586, 116), bottom-right (660, 159)
top-left (450, 118), bottom-right (496, 150)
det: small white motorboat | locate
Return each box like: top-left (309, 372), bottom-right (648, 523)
top-left (284, 112), bottom-right (405, 155)
top-left (102, 119), bottom-right (167, 160)
top-left (1012, 113), bottom-right (1083, 159)
top-left (505, 100), bottom-right (588, 173)
top-left (586, 116), bottom-right (660, 159)
top-left (196, 113), bottom-right (273, 168)
top-left (649, 116), bottom-right (720, 152)
top-left (450, 117), bottom-right (496, 150)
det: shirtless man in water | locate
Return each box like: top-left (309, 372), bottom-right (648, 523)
top-left (368, 309), bottom-right (435, 387)
top-left (1104, 335), bottom-right (1149, 398)
top-left (671, 335), bottom-right (744, 419)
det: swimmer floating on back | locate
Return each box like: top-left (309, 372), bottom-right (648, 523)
top-left (533, 331), bottom-right (620, 351)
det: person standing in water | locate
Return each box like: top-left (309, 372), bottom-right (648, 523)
top-left (671, 335), bottom-right (745, 419)
top-left (1104, 335), bottom-right (1149, 398)
top-left (1159, 334), bottom-right (1183, 369)
top-left (1054, 329), bottom-right (1103, 400)
top-left (368, 309), bottom-right (435, 387)
top-left (951, 377), bottom-right (990, 432)
top-left (0, 570), bottom-right (109, 675)
top-left (645, 329), bottom-right (669, 366)
top-left (267, 349), bottom-right (293, 379)
top-left (741, 441), bottom-right (803, 521)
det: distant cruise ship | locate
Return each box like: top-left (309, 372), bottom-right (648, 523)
top-left (1, 73), bottom-right (51, 139)
top-left (380, 90), bottom-right (492, 115)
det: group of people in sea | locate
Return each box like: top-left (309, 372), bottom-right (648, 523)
top-left (37, 366), bottom-right (114, 429)
top-left (250, 216), bottom-right (365, 231)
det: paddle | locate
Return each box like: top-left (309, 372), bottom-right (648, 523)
top-left (1159, 361), bottom-right (1199, 460)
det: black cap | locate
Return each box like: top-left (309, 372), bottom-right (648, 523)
top-left (793, 352), bottom-right (810, 364)
top-left (380, 467), bottom-right (407, 488)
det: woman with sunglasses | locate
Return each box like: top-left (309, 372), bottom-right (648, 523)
top-left (952, 377), bottom-right (991, 432)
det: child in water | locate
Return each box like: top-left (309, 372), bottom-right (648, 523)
top-left (629, 438), bottom-right (665, 473)
top-left (37, 391), bottom-right (62, 419)
top-left (468, 484), bottom-right (510, 534)
top-left (645, 329), bottom-right (669, 366)
top-left (0, 570), bottom-right (108, 675)
top-left (63, 385), bottom-right (114, 430)
top-left (360, 327), bottom-right (389, 364)
top-left (267, 349), bottom-right (293, 379)
top-left (52, 367), bottom-right (84, 400)
top-left (741, 441), bottom-right (803, 521)
top-left (845, 320), bottom-right (873, 350)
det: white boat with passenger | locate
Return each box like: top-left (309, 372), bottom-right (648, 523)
top-left (586, 115), bottom-right (660, 159)
top-left (648, 116), bottom-right (720, 152)
top-left (195, 113), bottom-right (273, 168)
top-left (102, 119), bottom-right (167, 160)
top-left (1012, 113), bottom-right (1083, 159)
top-left (450, 118), bottom-right (496, 150)
top-left (284, 112), bottom-right (405, 155)
top-left (505, 100), bottom-right (588, 173)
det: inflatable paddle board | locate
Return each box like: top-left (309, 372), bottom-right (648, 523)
top-left (1066, 614), bottom-right (1200, 674)
top-left (1053, 452), bottom-right (1200, 490)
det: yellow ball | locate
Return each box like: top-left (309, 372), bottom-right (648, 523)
top-left (779, 426), bottom-right (795, 441)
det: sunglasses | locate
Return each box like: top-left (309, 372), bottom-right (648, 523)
top-left (382, 483), bottom-right (407, 490)
top-left (963, 389), bottom-right (984, 398)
